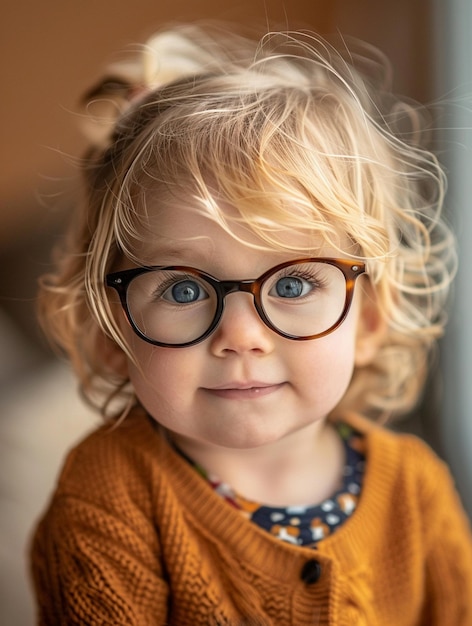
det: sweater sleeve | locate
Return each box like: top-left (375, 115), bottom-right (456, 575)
top-left (30, 424), bottom-right (171, 626)
top-left (417, 444), bottom-right (472, 625)
top-left (30, 494), bottom-right (170, 626)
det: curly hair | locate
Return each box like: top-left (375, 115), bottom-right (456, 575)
top-left (39, 23), bottom-right (456, 420)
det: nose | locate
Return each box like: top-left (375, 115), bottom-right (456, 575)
top-left (209, 291), bottom-right (275, 357)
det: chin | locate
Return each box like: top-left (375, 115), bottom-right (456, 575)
top-left (203, 423), bottom-right (298, 451)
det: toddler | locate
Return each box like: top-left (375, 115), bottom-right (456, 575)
top-left (30, 24), bottom-right (472, 625)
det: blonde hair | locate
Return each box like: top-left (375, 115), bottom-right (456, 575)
top-left (39, 23), bottom-right (456, 420)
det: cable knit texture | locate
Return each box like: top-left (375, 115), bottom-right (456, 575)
top-left (30, 408), bottom-right (472, 625)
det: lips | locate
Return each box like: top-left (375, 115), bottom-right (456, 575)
top-left (203, 382), bottom-right (285, 400)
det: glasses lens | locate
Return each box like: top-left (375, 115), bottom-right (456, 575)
top-left (126, 269), bottom-right (218, 345)
top-left (260, 261), bottom-right (347, 337)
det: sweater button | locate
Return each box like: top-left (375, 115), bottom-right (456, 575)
top-left (300, 559), bottom-right (322, 584)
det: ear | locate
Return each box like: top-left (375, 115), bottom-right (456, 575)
top-left (354, 278), bottom-right (387, 367)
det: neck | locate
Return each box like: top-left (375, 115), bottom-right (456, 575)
top-left (171, 419), bottom-right (345, 507)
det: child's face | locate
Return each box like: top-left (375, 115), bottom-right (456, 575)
top-left (118, 199), bottom-right (377, 450)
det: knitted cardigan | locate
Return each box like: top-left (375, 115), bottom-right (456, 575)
top-left (30, 408), bottom-right (472, 625)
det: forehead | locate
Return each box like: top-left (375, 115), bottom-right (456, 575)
top-left (125, 192), bottom-right (353, 267)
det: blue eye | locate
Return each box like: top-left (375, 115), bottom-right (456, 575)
top-left (274, 276), bottom-right (307, 298)
top-left (165, 279), bottom-right (208, 304)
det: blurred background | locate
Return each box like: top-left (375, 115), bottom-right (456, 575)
top-left (1, 0), bottom-right (471, 623)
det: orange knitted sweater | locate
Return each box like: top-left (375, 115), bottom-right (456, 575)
top-left (30, 408), bottom-right (472, 625)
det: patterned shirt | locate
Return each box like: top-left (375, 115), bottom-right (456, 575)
top-left (184, 423), bottom-right (366, 547)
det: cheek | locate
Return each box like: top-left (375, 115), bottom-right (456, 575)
top-left (121, 318), bottom-right (175, 393)
top-left (125, 333), bottom-right (198, 415)
top-left (295, 318), bottom-right (358, 401)
top-left (127, 342), bottom-right (170, 391)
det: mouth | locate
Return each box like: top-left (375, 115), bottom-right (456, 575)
top-left (203, 382), bottom-right (285, 400)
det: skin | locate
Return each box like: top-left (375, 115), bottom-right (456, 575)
top-left (117, 202), bottom-right (383, 506)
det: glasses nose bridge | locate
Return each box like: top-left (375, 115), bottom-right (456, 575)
top-left (215, 279), bottom-right (263, 328)
top-left (218, 278), bottom-right (259, 301)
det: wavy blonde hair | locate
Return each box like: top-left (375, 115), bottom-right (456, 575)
top-left (39, 23), bottom-right (456, 420)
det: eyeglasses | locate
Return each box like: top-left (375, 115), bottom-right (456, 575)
top-left (106, 258), bottom-right (366, 348)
